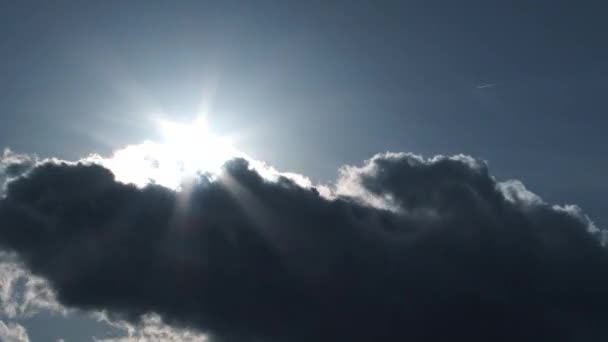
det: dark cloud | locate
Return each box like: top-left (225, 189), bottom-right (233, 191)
top-left (0, 153), bottom-right (607, 341)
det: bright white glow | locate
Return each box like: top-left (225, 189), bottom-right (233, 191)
top-left (158, 118), bottom-right (237, 175)
top-left (97, 116), bottom-right (326, 195)
top-left (99, 117), bottom-right (239, 190)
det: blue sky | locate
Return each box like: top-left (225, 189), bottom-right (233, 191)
top-left (1, 1), bottom-right (607, 340)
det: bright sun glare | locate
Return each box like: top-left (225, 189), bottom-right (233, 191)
top-left (159, 118), bottom-right (237, 174)
top-left (100, 117), bottom-right (315, 192)
top-left (100, 117), bottom-right (240, 190)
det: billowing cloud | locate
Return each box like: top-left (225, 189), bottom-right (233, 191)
top-left (0, 151), bottom-right (606, 341)
top-left (0, 320), bottom-right (29, 342)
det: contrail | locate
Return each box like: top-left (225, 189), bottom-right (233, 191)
top-left (476, 83), bottom-right (498, 89)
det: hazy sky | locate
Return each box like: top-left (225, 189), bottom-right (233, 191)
top-left (1, 1), bottom-right (607, 341)
top-left (2, 1), bottom-right (607, 206)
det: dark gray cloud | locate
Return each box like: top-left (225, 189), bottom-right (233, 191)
top-left (0, 153), bottom-right (606, 341)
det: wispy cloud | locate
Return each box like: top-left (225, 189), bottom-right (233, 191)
top-left (0, 320), bottom-right (29, 342)
top-left (476, 82), bottom-right (498, 89)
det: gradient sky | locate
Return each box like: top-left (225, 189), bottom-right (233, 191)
top-left (1, 1), bottom-right (607, 340)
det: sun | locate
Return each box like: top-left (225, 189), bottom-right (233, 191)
top-left (158, 118), bottom-right (237, 175)
top-left (100, 117), bottom-right (240, 190)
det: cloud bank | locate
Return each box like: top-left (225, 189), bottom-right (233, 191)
top-left (0, 151), bottom-right (607, 341)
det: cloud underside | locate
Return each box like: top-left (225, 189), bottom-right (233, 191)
top-left (0, 152), bottom-right (607, 341)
